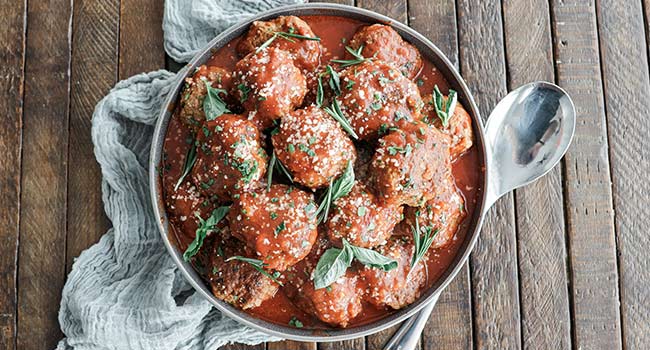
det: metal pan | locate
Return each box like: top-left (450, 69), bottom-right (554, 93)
top-left (149, 3), bottom-right (488, 342)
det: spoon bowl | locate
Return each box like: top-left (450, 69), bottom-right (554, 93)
top-left (385, 81), bottom-right (576, 350)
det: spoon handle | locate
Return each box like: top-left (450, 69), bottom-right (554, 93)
top-left (383, 296), bottom-right (438, 350)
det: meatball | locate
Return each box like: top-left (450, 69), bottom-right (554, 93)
top-left (190, 114), bottom-right (267, 201)
top-left (295, 271), bottom-right (363, 327)
top-left (326, 182), bottom-right (403, 248)
top-left (237, 16), bottom-right (321, 72)
top-left (229, 184), bottom-right (318, 271)
top-left (165, 181), bottom-right (213, 235)
top-left (179, 65), bottom-right (234, 131)
top-left (207, 237), bottom-right (280, 309)
top-left (370, 122), bottom-right (453, 206)
top-left (233, 47), bottom-right (307, 130)
top-left (422, 94), bottom-right (474, 160)
top-left (337, 60), bottom-right (422, 140)
top-left (271, 106), bottom-right (357, 189)
top-left (403, 176), bottom-right (466, 249)
top-left (349, 24), bottom-right (423, 79)
top-left (359, 237), bottom-right (427, 309)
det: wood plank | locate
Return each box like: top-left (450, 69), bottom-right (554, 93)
top-left (16, 0), bottom-right (72, 349)
top-left (596, 0), bottom-right (650, 348)
top-left (456, 0), bottom-right (522, 349)
top-left (119, 0), bottom-right (165, 77)
top-left (0, 1), bottom-right (26, 349)
top-left (549, 0), bottom-right (623, 348)
top-left (408, 1), bottom-right (474, 349)
top-left (268, 340), bottom-right (316, 350)
top-left (501, 1), bottom-right (572, 349)
top-left (354, 2), bottom-right (416, 349)
top-left (66, 0), bottom-right (119, 272)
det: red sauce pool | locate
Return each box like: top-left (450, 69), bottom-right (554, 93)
top-left (162, 15), bottom-right (482, 329)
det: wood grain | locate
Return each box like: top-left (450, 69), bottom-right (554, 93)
top-left (0, 1), bottom-right (26, 349)
top-left (354, 2), bottom-right (414, 349)
top-left (268, 340), bottom-right (316, 350)
top-left (501, 0), bottom-right (572, 349)
top-left (549, 0), bottom-right (623, 349)
top-left (66, 0), bottom-right (118, 272)
top-left (16, 0), bottom-right (72, 349)
top-left (119, 0), bottom-right (165, 77)
top-left (408, 1), bottom-right (474, 348)
top-left (457, 0), bottom-right (522, 349)
top-left (596, 0), bottom-right (650, 348)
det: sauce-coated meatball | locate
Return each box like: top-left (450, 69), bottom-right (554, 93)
top-left (207, 237), bottom-right (280, 309)
top-left (422, 94), bottom-right (474, 160)
top-left (237, 16), bottom-right (321, 72)
top-left (370, 122), bottom-right (452, 206)
top-left (402, 176), bottom-right (466, 249)
top-left (166, 181), bottom-right (213, 236)
top-left (191, 114), bottom-right (267, 201)
top-left (295, 271), bottom-right (363, 327)
top-left (349, 24), bottom-right (423, 79)
top-left (229, 184), bottom-right (318, 271)
top-left (271, 105), bottom-right (357, 189)
top-left (326, 182), bottom-right (403, 248)
top-left (179, 65), bottom-right (233, 131)
top-left (233, 47), bottom-right (307, 129)
top-left (359, 237), bottom-right (427, 309)
top-left (337, 60), bottom-right (422, 140)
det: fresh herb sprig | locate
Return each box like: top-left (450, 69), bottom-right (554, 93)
top-left (314, 161), bottom-right (355, 223)
top-left (410, 215), bottom-right (439, 267)
top-left (266, 150), bottom-right (294, 191)
top-left (256, 28), bottom-right (321, 53)
top-left (323, 99), bottom-right (359, 139)
top-left (326, 65), bottom-right (341, 96)
top-left (183, 206), bottom-right (230, 261)
top-left (431, 85), bottom-right (458, 127)
top-left (313, 238), bottom-right (397, 289)
top-left (203, 81), bottom-right (231, 121)
top-left (226, 256), bottom-right (284, 286)
top-left (316, 74), bottom-right (324, 107)
top-left (174, 139), bottom-right (198, 191)
top-left (331, 45), bottom-right (368, 67)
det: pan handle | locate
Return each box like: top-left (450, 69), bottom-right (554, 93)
top-left (382, 294), bottom-right (439, 350)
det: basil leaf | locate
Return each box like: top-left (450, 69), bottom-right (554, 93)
top-left (344, 240), bottom-right (398, 271)
top-left (313, 246), bottom-right (353, 289)
top-left (183, 206), bottom-right (230, 261)
top-left (203, 81), bottom-right (230, 121)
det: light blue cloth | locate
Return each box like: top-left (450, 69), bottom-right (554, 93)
top-left (57, 1), bottom-right (303, 349)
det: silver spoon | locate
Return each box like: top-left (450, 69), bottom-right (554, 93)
top-left (384, 81), bottom-right (576, 350)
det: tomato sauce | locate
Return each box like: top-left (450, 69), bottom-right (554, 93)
top-left (162, 15), bottom-right (481, 329)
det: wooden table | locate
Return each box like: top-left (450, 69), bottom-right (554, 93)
top-left (1, 0), bottom-right (648, 349)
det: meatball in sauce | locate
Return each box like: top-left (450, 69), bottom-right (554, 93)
top-left (161, 15), bottom-right (481, 330)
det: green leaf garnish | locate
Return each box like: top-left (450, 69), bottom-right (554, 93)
top-left (316, 74), bottom-right (324, 107)
top-left (237, 83), bottom-right (251, 103)
top-left (174, 138), bottom-right (198, 191)
top-left (314, 161), bottom-right (355, 223)
top-left (323, 99), bottom-right (359, 139)
top-left (432, 85), bottom-right (458, 127)
top-left (312, 238), bottom-right (397, 289)
top-left (326, 65), bottom-right (341, 96)
top-left (331, 45), bottom-right (368, 67)
top-left (183, 206), bottom-right (230, 261)
top-left (266, 150), bottom-right (294, 190)
top-left (226, 256), bottom-right (284, 286)
top-left (410, 215), bottom-right (439, 267)
top-left (289, 317), bottom-right (304, 328)
top-left (203, 81), bottom-right (230, 121)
